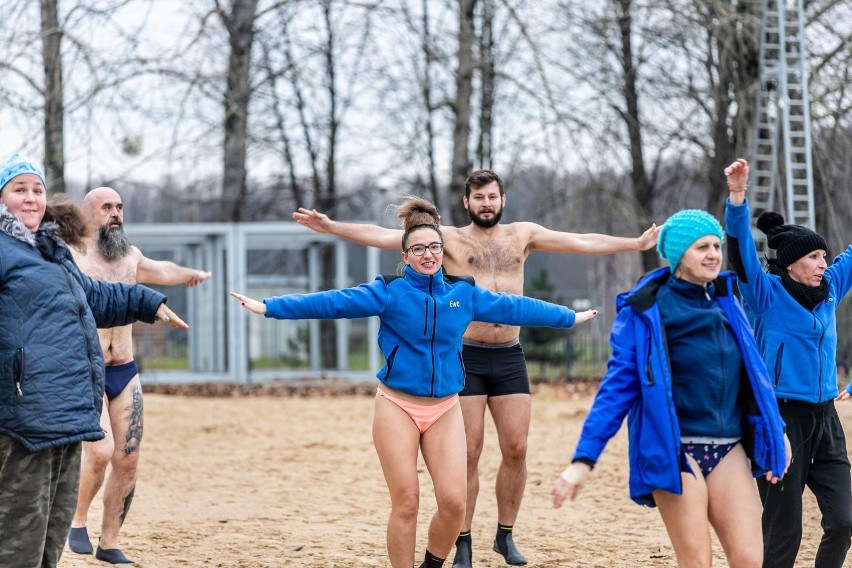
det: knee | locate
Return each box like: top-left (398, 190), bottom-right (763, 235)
top-left (86, 440), bottom-right (114, 471)
top-left (391, 491), bottom-right (419, 522)
top-left (501, 439), bottom-right (527, 465)
top-left (436, 492), bottom-right (466, 523)
top-left (110, 450), bottom-right (140, 475)
top-left (727, 546), bottom-right (762, 568)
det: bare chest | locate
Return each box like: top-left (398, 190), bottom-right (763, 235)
top-left (445, 232), bottom-right (526, 294)
top-left (75, 254), bottom-right (138, 285)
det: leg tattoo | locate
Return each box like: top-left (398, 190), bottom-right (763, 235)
top-left (124, 387), bottom-right (143, 455)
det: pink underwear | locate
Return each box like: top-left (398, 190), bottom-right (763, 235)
top-left (376, 386), bottom-right (459, 434)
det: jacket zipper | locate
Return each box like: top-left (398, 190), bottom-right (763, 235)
top-left (814, 315), bottom-right (825, 401)
top-left (14, 347), bottom-right (24, 396)
top-left (773, 343), bottom-right (785, 388)
top-left (658, 319), bottom-right (683, 491)
top-left (428, 275), bottom-right (437, 397)
top-left (423, 298), bottom-right (428, 336)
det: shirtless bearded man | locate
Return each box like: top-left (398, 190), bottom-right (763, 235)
top-left (293, 170), bottom-right (658, 567)
top-left (66, 187), bottom-right (211, 564)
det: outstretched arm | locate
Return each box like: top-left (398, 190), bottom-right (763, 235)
top-left (527, 222), bottom-right (659, 255)
top-left (292, 208), bottom-right (402, 250)
top-left (137, 254), bottom-right (211, 288)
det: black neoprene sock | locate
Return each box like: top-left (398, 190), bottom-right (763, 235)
top-left (496, 524), bottom-right (513, 547)
top-left (418, 549), bottom-right (446, 568)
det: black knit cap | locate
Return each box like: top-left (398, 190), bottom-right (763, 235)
top-left (756, 211), bottom-right (828, 269)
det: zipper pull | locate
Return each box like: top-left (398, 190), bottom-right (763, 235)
top-left (15, 380), bottom-right (22, 396)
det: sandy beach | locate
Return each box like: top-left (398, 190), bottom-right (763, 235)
top-left (57, 384), bottom-right (851, 567)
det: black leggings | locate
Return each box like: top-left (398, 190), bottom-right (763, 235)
top-left (757, 399), bottom-right (852, 568)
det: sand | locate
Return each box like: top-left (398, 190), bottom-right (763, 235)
top-left (56, 384), bottom-right (852, 567)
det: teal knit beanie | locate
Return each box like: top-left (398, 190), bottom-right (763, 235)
top-left (657, 209), bottom-right (725, 270)
top-left (0, 154), bottom-right (45, 193)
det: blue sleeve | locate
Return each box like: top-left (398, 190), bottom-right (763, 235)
top-left (826, 245), bottom-right (852, 306)
top-left (264, 277), bottom-right (388, 320)
top-left (469, 286), bottom-right (575, 328)
top-left (725, 198), bottom-right (776, 315)
top-left (82, 271), bottom-right (165, 327)
top-left (572, 308), bottom-right (642, 463)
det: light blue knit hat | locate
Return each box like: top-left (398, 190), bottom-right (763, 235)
top-left (657, 209), bottom-right (725, 270)
top-left (0, 154), bottom-right (45, 193)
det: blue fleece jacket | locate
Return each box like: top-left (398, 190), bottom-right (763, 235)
top-left (571, 268), bottom-right (787, 506)
top-left (657, 276), bottom-right (743, 439)
top-left (726, 199), bottom-right (852, 402)
top-left (263, 266), bottom-right (576, 398)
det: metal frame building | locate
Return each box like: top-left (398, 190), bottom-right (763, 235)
top-left (125, 222), bottom-right (382, 384)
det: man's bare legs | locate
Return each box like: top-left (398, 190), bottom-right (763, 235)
top-left (489, 394), bottom-right (531, 565)
top-left (489, 394), bottom-right (531, 528)
top-left (453, 393), bottom-right (531, 567)
top-left (69, 397), bottom-right (114, 554)
top-left (99, 376), bottom-right (143, 554)
top-left (70, 375), bottom-right (143, 563)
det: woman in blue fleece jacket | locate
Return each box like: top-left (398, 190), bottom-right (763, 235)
top-left (725, 158), bottom-right (852, 568)
top-left (551, 208), bottom-right (789, 568)
top-left (230, 197), bottom-right (597, 568)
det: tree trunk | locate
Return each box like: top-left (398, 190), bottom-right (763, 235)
top-left (615, 0), bottom-right (657, 273)
top-left (477, 0), bottom-right (495, 170)
top-left (221, 0), bottom-right (258, 222)
top-left (420, 0), bottom-right (440, 208)
top-left (449, 0), bottom-right (477, 225)
top-left (40, 0), bottom-right (64, 194)
top-left (702, 0), bottom-right (760, 218)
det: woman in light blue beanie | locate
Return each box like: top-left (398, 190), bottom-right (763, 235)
top-left (553, 206), bottom-right (789, 567)
top-left (657, 209), bottom-right (725, 272)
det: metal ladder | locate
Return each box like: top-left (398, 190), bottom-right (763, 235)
top-left (750, 0), bottom-right (815, 255)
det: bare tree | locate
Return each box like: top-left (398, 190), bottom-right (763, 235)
top-left (40, 0), bottom-right (65, 193)
top-left (449, 0), bottom-right (478, 225)
top-left (217, 0), bottom-right (259, 221)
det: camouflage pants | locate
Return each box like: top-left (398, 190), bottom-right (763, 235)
top-left (0, 435), bottom-right (82, 568)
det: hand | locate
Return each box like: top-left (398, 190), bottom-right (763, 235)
top-left (724, 159), bottom-right (749, 193)
top-left (637, 223), bottom-right (660, 251)
top-left (573, 309), bottom-right (599, 326)
top-left (155, 304), bottom-right (189, 329)
top-left (292, 208), bottom-right (333, 233)
top-left (186, 270), bottom-right (212, 288)
top-left (552, 462), bottom-right (592, 508)
top-left (765, 433), bottom-right (792, 484)
top-left (229, 291), bottom-right (267, 315)
top-left (836, 388), bottom-right (850, 401)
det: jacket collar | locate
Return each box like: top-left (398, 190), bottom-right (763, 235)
top-left (403, 265), bottom-right (442, 292)
top-left (619, 266), bottom-right (736, 313)
top-left (0, 203), bottom-right (60, 248)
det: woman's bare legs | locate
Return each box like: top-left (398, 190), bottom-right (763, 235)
top-left (421, 403), bottom-right (467, 559)
top-left (373, 395), bottom-right (422, 567)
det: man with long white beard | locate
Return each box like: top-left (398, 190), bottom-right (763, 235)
top-left (66, 186), bottom-right (211, 564)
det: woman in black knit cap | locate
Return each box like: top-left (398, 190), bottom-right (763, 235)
top-left (725, 158), bottom-right (852, 568)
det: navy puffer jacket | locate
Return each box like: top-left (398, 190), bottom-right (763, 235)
top-left (0, 205), bottom-right (165, 452)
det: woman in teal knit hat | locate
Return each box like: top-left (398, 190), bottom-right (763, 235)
top-left (552, 208), bottom-right (790, 567)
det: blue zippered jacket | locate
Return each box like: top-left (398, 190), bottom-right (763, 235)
top-left (726, 199), bottom-right (852, 402)
top-left (263, 266), bottom-right (577, 398)
top-left (0, 206), bottom-right (165, 452)
top-left (572, 267), bottom-right (787, 506)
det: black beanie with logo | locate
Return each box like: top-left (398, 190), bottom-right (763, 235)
top-left (756, 211), bottom-right (828, 269)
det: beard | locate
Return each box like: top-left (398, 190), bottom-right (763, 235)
top-left (97, 223), bottom-right (131, 261)
top-left (468, 207), bottom-right (503, 228)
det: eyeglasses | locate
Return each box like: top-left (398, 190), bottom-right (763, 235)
top-left (405, 242), bottom-right (444, 256)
